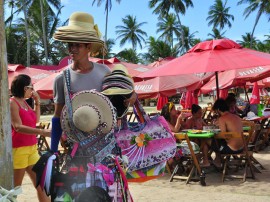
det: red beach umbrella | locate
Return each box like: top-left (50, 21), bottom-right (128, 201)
top-left (250, 82), bottom-right (260, 104)
top-left (184, 91), bottom-right (193, 109)
top-left (8, 64), bottom-right (53, 89)
top-left (138, 39), bottom-right (270, 97)
top-left (156, 95), bottom-right (168, 111)
top-left (219, 89), bottom-right (228, 99)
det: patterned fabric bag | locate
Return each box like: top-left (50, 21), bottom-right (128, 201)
top-left (115, 99), bottom-right (177, 172)
top-left (125, 161), bottom-right (166, 183)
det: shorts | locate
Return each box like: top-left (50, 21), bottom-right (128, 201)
top-left (211, 139), bottom-right (243, 154)
top-left (13, 145), bottom-right (40, 169)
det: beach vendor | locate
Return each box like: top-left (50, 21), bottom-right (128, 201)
top-left (34, 11), bottom-right (135, 201)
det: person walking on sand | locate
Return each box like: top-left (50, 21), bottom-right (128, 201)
top-left (50, 11), bottom-right (137, 153)
top-left (10, 74), bottom-right (51, 202)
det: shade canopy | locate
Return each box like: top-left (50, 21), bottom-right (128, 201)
top-left (58, 56), bottom-right (152, 81)
top-left (138, 39), bottom-right (270, 79)
top-left (200, 65), bottom-right (270, 93)
top-left (34, 72), bottom-right (61, 99)
top-left (135, 72), bottom-right (213, 99)
top-left (147, 57), bottom-right (175, 68)
top-left (8, 64), bottom-right (53, 89)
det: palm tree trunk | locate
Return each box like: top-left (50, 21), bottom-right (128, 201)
top-left (176, 13), bottom-right (185, 50)
top-left (0, 0), bottom-right (14, 189)
top-left (105, 6), bottom-right (109, 42)
top-left (250, 10), bottom-right (262, 49)
top-left (40, 0), bottom-right (48, 64)
top-left (22, 0), bottom-right (31, 67)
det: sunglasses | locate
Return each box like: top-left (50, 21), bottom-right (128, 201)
top-left (26, 85), bottom-right (34, 90)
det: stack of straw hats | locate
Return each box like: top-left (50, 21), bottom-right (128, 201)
top-left (53, 12), bottom-right (106, 56)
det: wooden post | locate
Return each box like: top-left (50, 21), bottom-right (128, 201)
top-left (0, 0), bottom-right (14, 189)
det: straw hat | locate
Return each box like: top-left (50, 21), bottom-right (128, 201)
top-left (102, 64), bottom-right (134, 118)
top-left (53, 12), bottom-right (106, 56)
top-left (61, 90), bottom-right (116, 140)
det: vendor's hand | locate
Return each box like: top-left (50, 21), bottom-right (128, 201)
top-left (124, 91), bottom-right (137, 107)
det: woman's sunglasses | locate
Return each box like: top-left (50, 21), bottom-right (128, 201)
top-left (26, 85), bottom-right (34, 90)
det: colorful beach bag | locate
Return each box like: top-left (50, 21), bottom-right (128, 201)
top-left (115, 99), bottom-right (177, 176)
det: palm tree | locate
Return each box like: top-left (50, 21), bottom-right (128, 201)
top-left (142, 36), bottom-right (178, 63)
top-left (5, 0), bottom-right (16, 28)
top-left (237, 0), bottom-right (270, 48)
top-left (206, 0), bottom-right (234, 30)
top-left (236, 32), bottom-right (259, 49)
top-left (92, 0), bottom-right (121, 42)
top-left (38, 0), bottom-right (61, 64)
top-left (207, 28), bottom-right (226, 39)
top-left (115, 15), bottom-right (147, 50)
top-left (29, 1), bottom-right (63, 64)
top-left (149, 0), bottom-right (194, 46)
top-left (156, 13), bottom-right (181, 48)
top-left (176, 25), bottom-right (198, 55)
top-left (96, 38), bottom-right (115, 58)
top-left (115, 48), bottom-right (141, 63)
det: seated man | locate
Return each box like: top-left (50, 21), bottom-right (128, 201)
top-left (203, 99), bottom-right (243, 168)
top-left (203, 99), bottom-right (244, 168)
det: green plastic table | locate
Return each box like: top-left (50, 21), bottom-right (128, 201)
top-left (186, 131), bottom-right (215, 138)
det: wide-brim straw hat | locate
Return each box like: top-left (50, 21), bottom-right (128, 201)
top-left (53, 12), bottom-right (106, 56)
top-left (61, 90), bottom-right (116, 139)
top-left (102, 64), bottom-right (134, 118)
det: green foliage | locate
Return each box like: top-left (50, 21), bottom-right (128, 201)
top-left (115, 15), bottom-right (148, 50)
top-left (206, 0), bottom-right (234, 30)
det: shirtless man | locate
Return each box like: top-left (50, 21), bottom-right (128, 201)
top-left (211, 99), bottom-right (244, 167)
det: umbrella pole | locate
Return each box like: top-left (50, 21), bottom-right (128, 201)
top-left (243, 85), bottom-right (250, 102)
top-left (215, 71), bottom-right (219, 99)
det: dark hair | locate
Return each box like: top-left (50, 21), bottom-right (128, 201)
top-left (212, 98), bottom-right (229, 112)
top-left (161, 102), bottom-right (173, 123)
top-left (10, 74), bottom-right (31, 98)
top-left (191, 104), bottom-right (201, 114)
top-left (225, 95), bottom-right (236, 106)
top-left (76, 186), bottom-right (111, 202)
top-left (227, 92), bottom-right (236, 98)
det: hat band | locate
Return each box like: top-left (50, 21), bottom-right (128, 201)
top-left (69, 20), bottom-right (94, 28)
top-left (68, 21), bottom-right (101, 38)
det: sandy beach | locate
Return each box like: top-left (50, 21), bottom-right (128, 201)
top-left (17, 146), bottom-right (270, 201)
top-left (15, 95), bottom-right (270, 201)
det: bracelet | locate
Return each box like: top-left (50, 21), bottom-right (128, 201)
top-left (34, 100), bottom-right (41, 105)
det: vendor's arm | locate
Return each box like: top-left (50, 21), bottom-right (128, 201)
top-left (50, 103), bottom-right (64, 152)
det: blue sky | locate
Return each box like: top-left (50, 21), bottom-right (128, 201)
top-left (5, 0), bottom-right (270, 53)
top-left (59, 0), bottom-right (270, 53)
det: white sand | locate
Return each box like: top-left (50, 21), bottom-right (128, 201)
top-left (17, 148), bottom-right (270, 202)
top-left (17, 95), bottom-right (270, 201)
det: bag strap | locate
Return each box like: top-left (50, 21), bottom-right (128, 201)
top-left (133, 98), bottom-right (150, 123)
top-left (63, 69), bottom-right (83, 142)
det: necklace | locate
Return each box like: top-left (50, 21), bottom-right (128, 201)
top-left (14, 97), bottom-right (28, 111)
